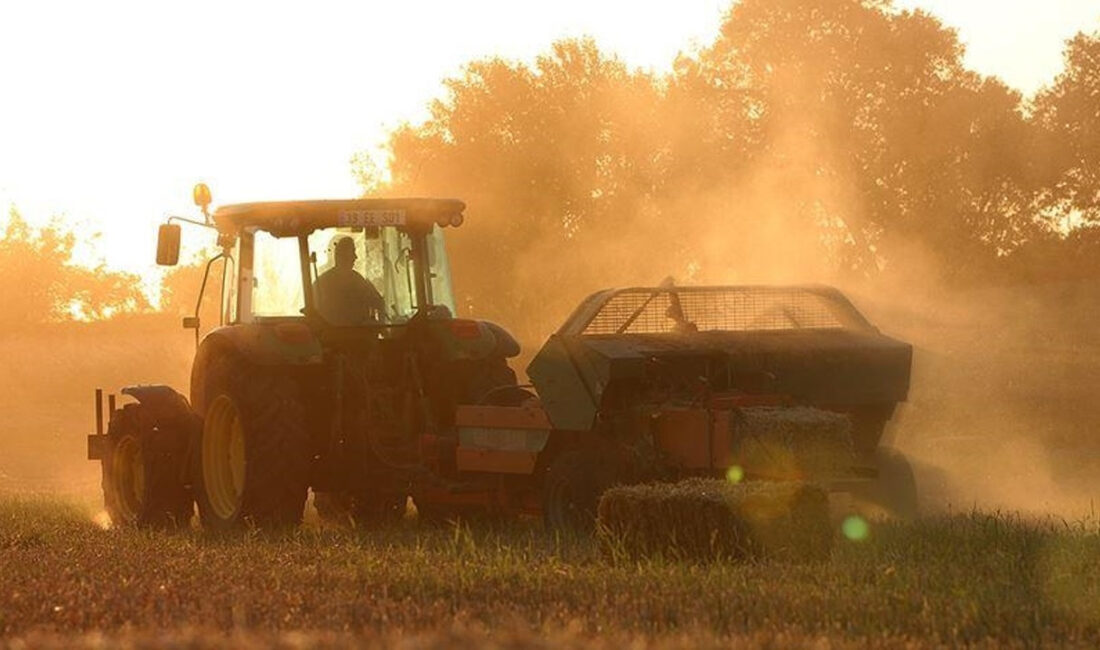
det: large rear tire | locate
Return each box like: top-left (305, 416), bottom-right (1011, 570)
top-left (101, 403), bottom-right (193, 528)
top-left (195, 355), bottom-right (309, 531)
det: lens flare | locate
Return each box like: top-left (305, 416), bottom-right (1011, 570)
top-left (725, 465), bottom-right (744, 483)
top-left (842, 515), bottom-right (870, 541)
top-left (92, 510), bottom-right (112, 530)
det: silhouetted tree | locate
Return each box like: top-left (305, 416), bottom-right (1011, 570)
top-left (0, 208), bottom-right (149, 330)
top-left (383, 39), bottom-right (669, 338)
top-left (1035, 31), bottom-right (1100, 225)
top-left (679, 0), bottom-right (1045, 281)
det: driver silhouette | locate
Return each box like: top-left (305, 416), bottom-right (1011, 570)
top-left (314, 236), bottom-right (384, 325)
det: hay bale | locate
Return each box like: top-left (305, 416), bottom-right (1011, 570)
top-left (733, 407), bottom-right (855, 480)
top-left (597, 478), bottom-right (832, 562)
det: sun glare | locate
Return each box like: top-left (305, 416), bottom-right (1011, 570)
top-left (0, 1), bottom-right (726, 277)
top-left (0, 0), bottom-right (1096, 281)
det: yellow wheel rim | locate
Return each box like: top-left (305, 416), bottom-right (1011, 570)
top-left (112, 435), bottom-right (144, 522)
top-left (203, 395), bottom-right (246, 520)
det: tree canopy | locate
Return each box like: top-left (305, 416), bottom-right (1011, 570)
top-left (367, 0), bottom-right (1100, 341)
top-left (0, 208), bottom-right (149, 330)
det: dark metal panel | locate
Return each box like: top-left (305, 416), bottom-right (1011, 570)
top-left (455, 405), bottom-right (552, 430)
top-left (526, 335), bottom-right (599, 431)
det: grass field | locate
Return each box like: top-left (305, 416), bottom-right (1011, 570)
top-left (2, 497), bottom-right (1100, 648)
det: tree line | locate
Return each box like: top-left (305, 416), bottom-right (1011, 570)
top-left (367, 0), bottom-right (1100, 340)
top-left (3, 0), bottom-right (1097, 336)
top-left (0, 208), bottom-right (148, 330)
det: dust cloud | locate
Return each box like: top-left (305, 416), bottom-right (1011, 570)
top-left (0, 316), bottom-right (192, 498)
top-left (4, 160), bottom-right (1096, 522)
top-left (1, 225), bottom-right (1098, 518)
top-left (647, 136), bottom-right (1100, 518)
top-left (857, 280), bottom-right (1100, 518)
top-left (3, 12), bottom-right (1099, 522)
top-left (490, 154), bottom-right (1100, 518)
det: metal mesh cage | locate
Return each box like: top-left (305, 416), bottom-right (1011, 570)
top-left (581, 287), bottom-right (853, 335)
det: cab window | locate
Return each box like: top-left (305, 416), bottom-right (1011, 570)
top-left (250, 230), bottom-right (305, 318)
top-left (307, 226), bottom-right (456, 323)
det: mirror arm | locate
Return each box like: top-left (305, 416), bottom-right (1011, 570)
top-left (167, 215), bottom-right (217, 230)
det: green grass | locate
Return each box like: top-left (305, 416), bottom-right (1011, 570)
top-left (3, 498), bottom-right (1100, 647)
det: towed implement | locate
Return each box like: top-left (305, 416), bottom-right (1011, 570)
top-left (89, 186), bottom-right (914, 531)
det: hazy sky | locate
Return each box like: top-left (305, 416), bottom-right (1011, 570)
top-left (0, 0), bottom-right (1097, 274)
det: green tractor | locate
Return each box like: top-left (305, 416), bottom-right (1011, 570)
top-left (89, 186), bottom-right (526, 529)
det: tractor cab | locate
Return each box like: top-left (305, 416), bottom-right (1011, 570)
top-left (217, 199), bottom-right (463, 329)
top-left (155, 186), bottom-right (520, 404)
top-left (158, 193), bottom-right (465, 331)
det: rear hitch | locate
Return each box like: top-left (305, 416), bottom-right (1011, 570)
top-left (86, 388), bottom-right (114, 461)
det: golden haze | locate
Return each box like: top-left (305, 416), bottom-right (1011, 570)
top-left (2, 0), bottom-right (1100, 521)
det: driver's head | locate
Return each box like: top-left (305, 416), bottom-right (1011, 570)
top-left (333, 236), bottom-right (357, 269)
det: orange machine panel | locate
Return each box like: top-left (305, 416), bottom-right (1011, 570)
top-left (454, 404), bottom-right (551, 474)
top-left (455, 448), bottom-right (539, 474)
top-left (651, 408), bottom-right (734, 470)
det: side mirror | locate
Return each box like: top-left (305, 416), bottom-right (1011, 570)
top-left (156, 223), bottom-right (181, 266)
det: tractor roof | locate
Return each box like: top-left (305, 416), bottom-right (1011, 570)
top-left (213, 198), bottom-right (466, 236)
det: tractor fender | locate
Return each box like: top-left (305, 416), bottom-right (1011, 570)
top-left (117, 384), bottom-right (201, 487)
top-left (426, 319), bottom-right (520, 362)
top-left (189, 324), bottom-right (322, 413)
top-left (203, 323), bottom-right (323, 366)
top-left (120, 385), bottom-right (195, 421)
top-left (482, 321), bottom-right (521, 358)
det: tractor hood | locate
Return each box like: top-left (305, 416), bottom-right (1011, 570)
top-left (527, 285), bottom-right (912, 432)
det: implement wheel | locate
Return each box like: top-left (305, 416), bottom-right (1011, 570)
top-left (543, 449), bottom-right (609, 534)
top-left (195, 354), bottom-right (309, 530)
top-left (852, 447), bottom-right (919, 520)
top-left (102, 403), bottom-right (193, 528)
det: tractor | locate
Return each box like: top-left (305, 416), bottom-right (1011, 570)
top-left (88, 185), bottom-right (915, 531)
top-left (89, 186), bottom-right (531, 529)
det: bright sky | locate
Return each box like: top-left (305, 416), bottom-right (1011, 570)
top-left (0, 0), bottom-right (1098, 276)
